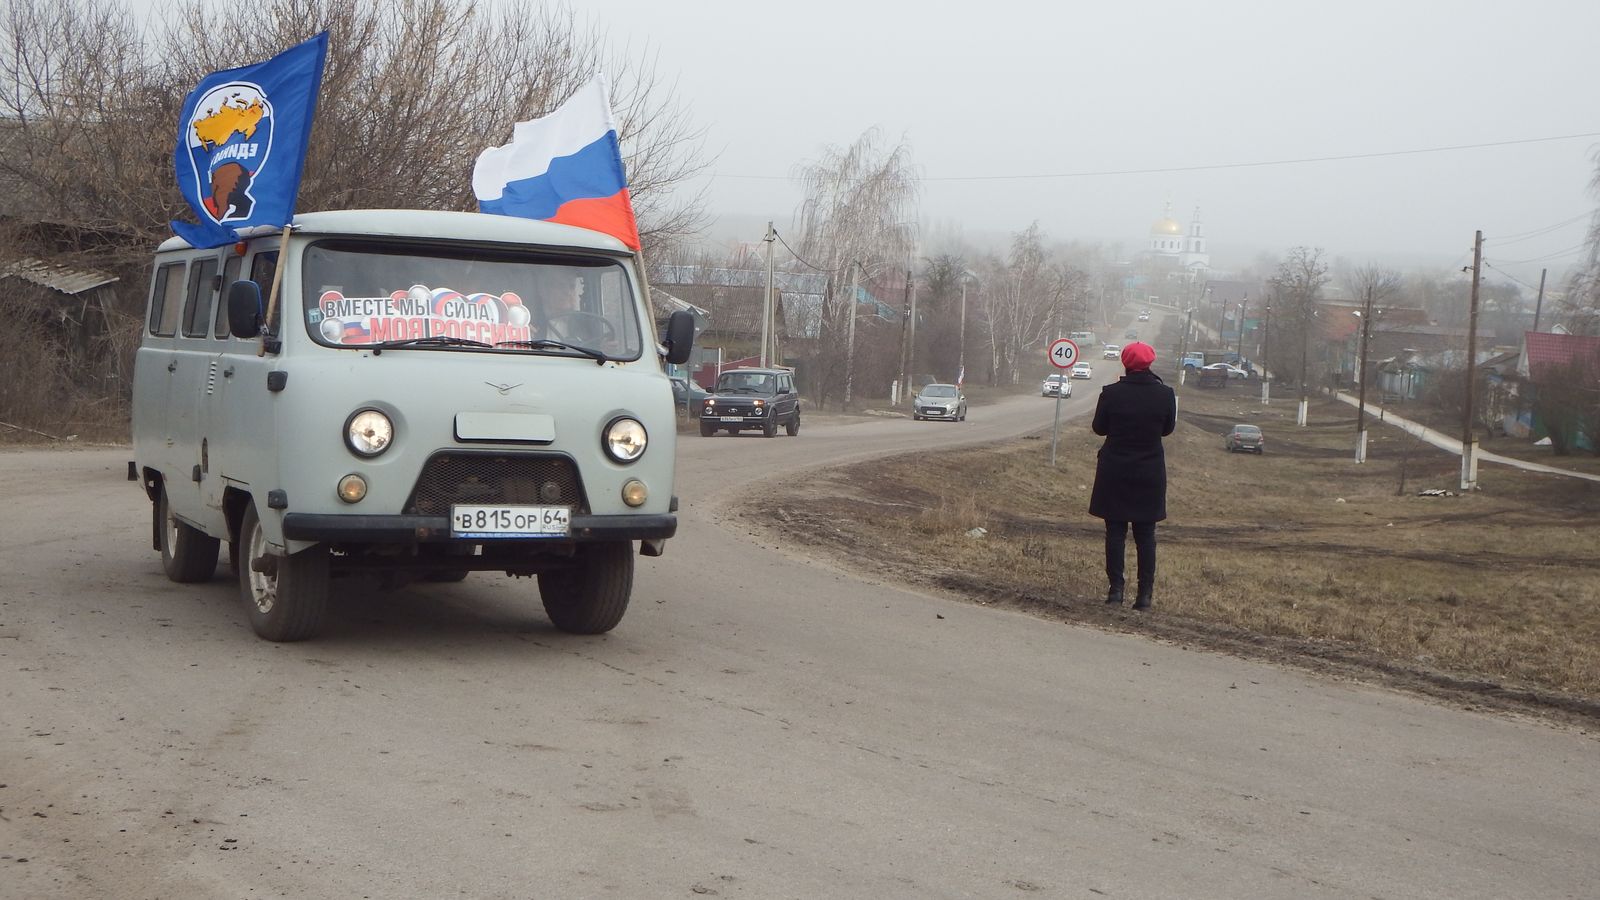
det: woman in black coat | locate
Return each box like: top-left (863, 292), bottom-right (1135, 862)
top-left (1088, 342), bottom-right (1176, 610)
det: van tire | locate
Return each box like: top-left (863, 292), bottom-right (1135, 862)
top-left (700, 422), bottom-right (715, 437)
top-left (238, 502), bottom-right (328, 642)
top-left (762, 418), bottom-right (778, 438)
top-left (538, 541), bottom-right (633, 634)
top-left (159, 487), bottom-right (219, 583)
top-left (785, 412), bottom-right (800, 436)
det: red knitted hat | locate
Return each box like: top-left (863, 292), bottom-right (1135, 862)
top-left (1121, 341), bottom-right (1156, 371)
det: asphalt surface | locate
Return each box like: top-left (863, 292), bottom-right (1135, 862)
top-left (2, 369), bottom-right (1597, 899)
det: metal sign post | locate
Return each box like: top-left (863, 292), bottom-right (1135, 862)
top-left (1046, 338), bottom-right (1079, 467)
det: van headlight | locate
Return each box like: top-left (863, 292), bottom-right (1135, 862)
top-left (345, 409), bottom-right (393, 457)
top-left (603, 417), bottom-right (647, 463)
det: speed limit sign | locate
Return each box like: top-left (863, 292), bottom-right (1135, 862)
top-left (1048, 338), bottom-right (1079, 369)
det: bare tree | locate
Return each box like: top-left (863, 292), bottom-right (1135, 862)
top-left (1272, 246), bottom-right (1329, 404)
top-left (1563, 148), bottom-right (1600, 336)
top-left (790, 127), bottom-right (919, 406)
top-left (0, 0), bottom-right (709, 429)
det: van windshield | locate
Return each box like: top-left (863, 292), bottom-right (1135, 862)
top-left (300, 241), bottom-right (643, 359)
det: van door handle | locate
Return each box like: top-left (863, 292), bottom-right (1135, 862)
top-left (222, 366), bottom-right (234, 378)
top-left (167, 361), bottom-right (177, 373)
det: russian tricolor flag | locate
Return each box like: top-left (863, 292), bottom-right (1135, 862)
top-left (472, 77), bottom-right (641, 251)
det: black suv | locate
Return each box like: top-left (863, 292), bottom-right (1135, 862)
top-left (699, 367), bottom-right (801, 437)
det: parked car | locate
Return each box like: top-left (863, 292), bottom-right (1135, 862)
top-left (1040, 373), bottom-right (1073, 398)
top-left (1102, 343), bottom-right (1121, 360)
top-left (1071, 362), bottom-right (1093, 379)
top-left (913, 383), bottom-right (967, 421)
top-left (1137, 313), bottom-right (1150, 321)
top-left (670, 375), bottom-right (710, 412)
top-left (1202, 362), bottom-right (1249, 379)
top-left (1225, 423), bottom-right (1265, 453)
top-left (699, 367), bottom-right (800, 437)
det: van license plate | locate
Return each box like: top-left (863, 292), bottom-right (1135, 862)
top-left (719, 416), bottom-right (742, 422)
top-left (451, 505), bottom-right (571, 538)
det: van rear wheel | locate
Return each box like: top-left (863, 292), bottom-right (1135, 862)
top-left (238, 502), bottom-right (328, 642)
top-left (159, 486), bottom-right (219, 583)
top-left (538, 541), bottom-right (633, 634)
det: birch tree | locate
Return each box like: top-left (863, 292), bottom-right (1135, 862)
top-left (791, 127), bottom-right (919, 406)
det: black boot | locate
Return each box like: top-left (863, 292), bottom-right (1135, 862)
top-left (1132, 586), bottom-right (1152, 611)
top-left (1105, 587), bottom-right (1124, 606)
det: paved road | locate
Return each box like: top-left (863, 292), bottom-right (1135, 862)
top-left (3, 373), bottom-right (1596, 899)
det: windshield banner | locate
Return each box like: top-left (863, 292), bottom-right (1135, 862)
top-left (309, 285), bottom-right (533, 345)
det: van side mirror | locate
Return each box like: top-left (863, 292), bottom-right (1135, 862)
top-left (227, 281), bottom-right (264, 339)
top-left (663, 310), bottom-right (695, 365)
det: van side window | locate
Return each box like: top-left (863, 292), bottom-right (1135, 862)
top-left (148, 262), bottom-right (187, 336)
top-left (216, 255), bottom-right (243, 339)
top-left (182, 256), bottom-right (220, 338)
top-left (251, 252), bottom-right (279, 328)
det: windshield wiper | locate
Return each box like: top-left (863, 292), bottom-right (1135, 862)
top-left (494, 338), bottom-right (608, 365)
top-left (370, 336), bottom-right (492, 355)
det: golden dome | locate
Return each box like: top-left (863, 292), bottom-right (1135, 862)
top-left (1152, 217), bottom-right (1183, 235)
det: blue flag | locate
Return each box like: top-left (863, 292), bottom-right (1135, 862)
top-left (171, 32), bottom-right (328, 249)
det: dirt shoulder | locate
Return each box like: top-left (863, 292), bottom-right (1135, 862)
top-left (729, 382), bottom-right (1600, 730)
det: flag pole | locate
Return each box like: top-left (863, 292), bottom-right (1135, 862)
top-left (257, 223), bottom-right (295, 357)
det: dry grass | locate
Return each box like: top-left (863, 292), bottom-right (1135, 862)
top-left (754, 383), bottom-right (1600, 705)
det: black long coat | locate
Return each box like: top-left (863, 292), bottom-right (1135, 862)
top-left (1088, 370), bottom-right (1177, 523)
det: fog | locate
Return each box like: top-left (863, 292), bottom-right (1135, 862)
top-left (587, 0), bottom-right (1598, 280)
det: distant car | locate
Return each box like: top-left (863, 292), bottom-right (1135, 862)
top-left (1138, 313), bottom-right (1150, 321)
top-left (1225, 423), bottom-right (1265, 453)
top-left (699, 367), bottom-right (800, 437)
top-left (1040, 373), bottom-right (1073, 398)
top-left (1102, 343), bottom-right (1121, 360)
top-left (1071, 363), bottom-right (1093, 379)
top-left (1202, 362), bottom-right (1249, 379)
top-left (1124, 329), bottom-right (1138, 339)
top-left (913, 383), bottom-right (967, 421)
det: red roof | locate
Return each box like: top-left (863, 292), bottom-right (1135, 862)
top-left (1524, 331), bottom-right (1600, 380)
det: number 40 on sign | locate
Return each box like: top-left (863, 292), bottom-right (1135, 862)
top-left (1048, 338), bottom-right (1079, 369)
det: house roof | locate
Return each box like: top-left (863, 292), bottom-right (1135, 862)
top-left (1523, 331), bottom-right (1600, 380)
top-left (5, 257), bottom-right (118, 294)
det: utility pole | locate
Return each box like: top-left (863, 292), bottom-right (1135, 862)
top-left (760, 221), bottom-right (774, 367)
top-left (958, 276), bottom-right (968, 382)
top-left (895, 269), bottom-right (911, 405)
top-left (1260, 303), bottom-right (1271, 405)
top-left (1532, 267), bottom-right (1548, 333)
top-left (1236, 298), bottom-right (1248, 361)
top-left (905, 257), bottom-right (919, 399)
top-left (844, 262), bottom-right (860, 407)
top-left (1354, 288), bottom-right (1375, 463)
top-left (1461, 230), bottom-right (1483, 491)
top-left (1298, 299), bottom-right (1311, 427)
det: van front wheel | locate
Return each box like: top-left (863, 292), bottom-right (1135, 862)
top-left (538, 541), bottom-right (634, 634)
top-left (238, 503), bottom-right (329, 642)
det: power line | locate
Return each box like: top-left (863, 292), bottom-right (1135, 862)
top-left (1481, 261), bottom-right (1540, 291)
top-left (703, 130), bottom-right (1600, 183)
top-left (1490, 242), bottom-right (1590, 266)
top-left (1485, 212), bottom-right (1592, 246)
top-left (770, 228), bottom-right (842, 274)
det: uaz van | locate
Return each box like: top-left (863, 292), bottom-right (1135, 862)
top-left (130, 210), bottom-right (694, 641)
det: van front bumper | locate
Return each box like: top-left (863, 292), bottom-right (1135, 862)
top-left (282, 512), bottom-right (676, 543)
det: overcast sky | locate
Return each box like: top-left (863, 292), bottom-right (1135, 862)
top-left (583, 0), bottom-right (1600, 283)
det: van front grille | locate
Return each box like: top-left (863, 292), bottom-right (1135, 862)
top-left (403, 452), bottom-right (587, 515)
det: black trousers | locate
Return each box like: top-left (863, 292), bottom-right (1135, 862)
top-left (1104, 521), bottom-right (1156, 592)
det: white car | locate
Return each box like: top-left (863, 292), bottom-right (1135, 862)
top-left (1137, 313), bottom-right (1150, 321)
top-left (1102, 343), bottom-right (1121, 360)
top-left (1071, 363), bottom-right (1093, 379)
top-left (1040, 373), bottom-right (1073, 398)
top-left (1202, 362), bottom-right (1249, 379)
